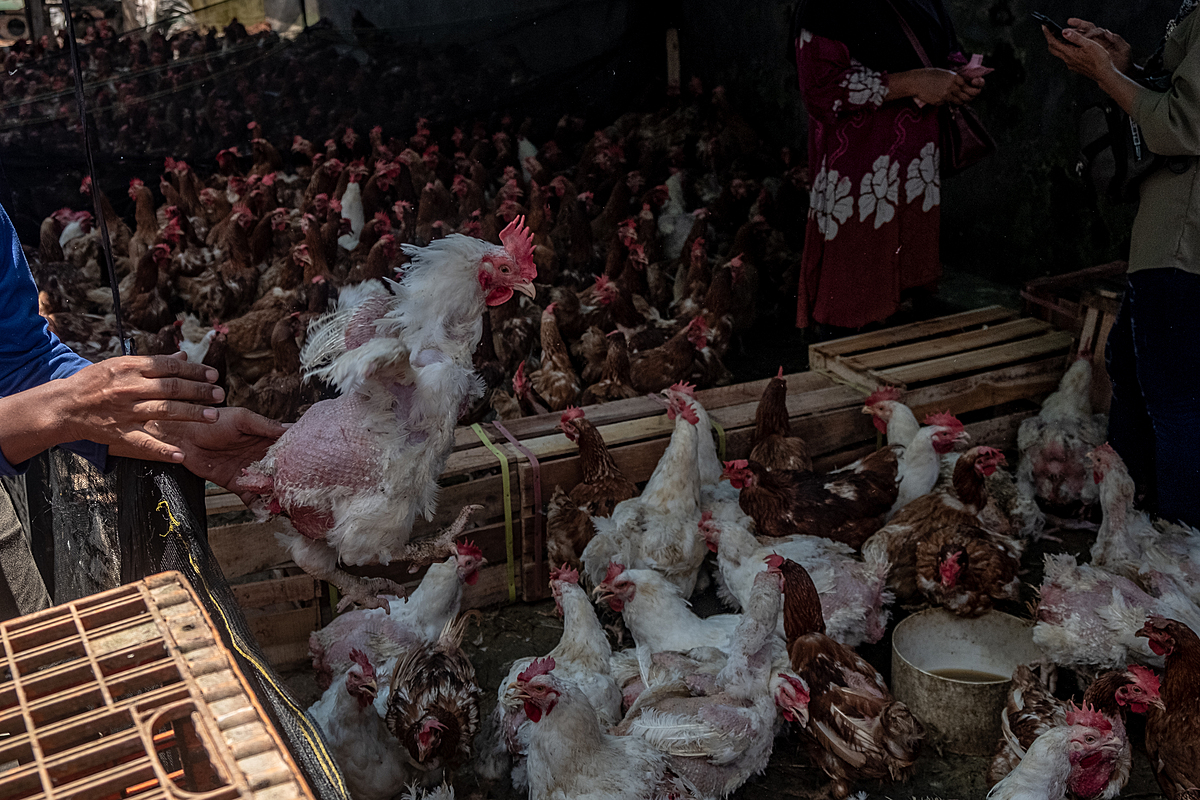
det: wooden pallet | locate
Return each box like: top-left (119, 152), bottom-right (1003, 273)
top-left (1022, 261), bottom-right (1127, 332)
top-left (808, 306), bottom-right (1074, 395)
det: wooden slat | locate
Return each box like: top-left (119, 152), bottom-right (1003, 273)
top-left (231, 575), bottom-right (321, 609)
top-left (848, 318), bottom-right (1053, 370)
top-left (809, 306), bottom-right (1017, 364)
top-left (901, 356), bottom-right (1067, 420)
top-left (205, 492), bottom-right (246, 516)
top-left (879, 331), bottom-right (1075, 385)
top-left (208, 519), bottom-right (293, 580)
top-left (242, 607), bottom-right (321, 670)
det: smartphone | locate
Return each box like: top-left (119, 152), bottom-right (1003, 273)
top-left (1032, 11), bottom-right (1067, 39)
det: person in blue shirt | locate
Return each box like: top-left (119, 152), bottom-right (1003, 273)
top-left (0, 201), bottom-right (284, 617)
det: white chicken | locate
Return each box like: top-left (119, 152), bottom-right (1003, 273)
top-left (238, 218), bottom-right (537, 610)
top-left (486, 565), bottom-right (622, 793)
top-left (581, 387), bottom-right (706, 596)
top-left (701, 511), bottom-right (891, 647)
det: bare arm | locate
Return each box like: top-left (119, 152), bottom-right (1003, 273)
top-left (0, 354), bottom-right (222, 467)
top-left (887, 68), bottom-right (985, 105)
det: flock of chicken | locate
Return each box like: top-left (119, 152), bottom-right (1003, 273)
top-left (17, 17), bottom-right (1199, 800)
top-left (295, 356), bottom-right (1200, 800)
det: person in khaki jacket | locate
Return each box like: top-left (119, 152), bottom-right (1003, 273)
top-left (1046, 4), bottom-right (1200, 528)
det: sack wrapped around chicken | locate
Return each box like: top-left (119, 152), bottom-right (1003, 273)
top-left (238, 217), bottom-right (537, 610)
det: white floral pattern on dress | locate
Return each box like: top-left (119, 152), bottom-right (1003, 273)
top-left (905, 142), bottom-right (941, 212)
top-left (797, 28), bottom-right (813, 49)
top-left (859, 155), bottom-right (899, 229)
top-left (840, 60), bottom-right (887, 108)
top-left (810, 158), bottom-right (854, 241)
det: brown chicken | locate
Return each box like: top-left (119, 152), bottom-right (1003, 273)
top-left (988, 663), bottom-right (1163, 791)
top-left (529, 302), bottom-right (580, 411)
top-left (723, 450), bottom-right (899, 547)
top-left (383, 614), bottom-right (481, 779)
top-left (779, 557), bottom-right (923, 799)
top-left (580, 331), bottom-right (640, 405)
top-left (123, 244), bottom-right (175, 332)
top-left (238, 315), bottom-right (311, 422)
top-left (867, 446), bottom-right (1017, 605)
top-left (546, 408), bottom-right (638, 570)
top-left (628, 315), bottom-right (707, 394)
top-left (1138, 617), bottom-right (1200, 799)
top-left (748, 367), bottom-right (810, 471)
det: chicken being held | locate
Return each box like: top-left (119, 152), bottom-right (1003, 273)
top-left (486, 566), bottom-right (622, 793)
top-left (581, 387), bottom-right (706, 596)
top-left (547, 408), bottom-right (637, 571)
top-left (514, 657), bottom-right (699, 800)
top-left (237, 218), bottom-right (537, 611)
top-left (614, 566), bottom-right (802, 799)
top-left (779, 557), bottom-right (923, 799)
top-left (748, 367), bottom-right (810, 472)
top-left (988, 663), bottom-right (1163, 796)
top-left (1017, 355), bottom-right (1107, 508)
top-left (986, 723), bottom-right (1126, 800)
top-left (702, 511), bottom-right (891, 647)
top-left (1137, 616), bottom-right (1200, 799)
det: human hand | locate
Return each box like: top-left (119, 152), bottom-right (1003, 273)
top-left (1066, 18), bottom-right (1133, 74)
top-left (1044, 24), bottom-right (1117, 83)
top-left (911, 68), bottom-right (984, 106)
top-left (146, 407), bottom-right (286, 504)
top-left (58, 354), bottom-right (224, 463)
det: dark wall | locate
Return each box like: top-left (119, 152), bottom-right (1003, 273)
top-left (680, 0), bottom-right (1181, 284)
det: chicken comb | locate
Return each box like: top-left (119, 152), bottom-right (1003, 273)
top-left (1064, 702), bottom-right (1113, 734)
top-left (775, 366), bottom-right (784, 380)
top-left (723, 459), bottom-right (750, 473)
top-left (668, 382), bottom-right (696, 397)
top-left (79, 176), bottom-right (92, 193)
top-left (550, 564), bottom-right (579, 585)
top-left (666, 392), bottom-right (700, 425)
top-left (348, 648), bottom-right (373, 673)
top-left (865, 386), bottom-right (903, 406)
top-left (700, 510), bottom-right (713, 522)
top-left (1126, 664), bottom-right (1161, 695)
top-left (764, 553), bottom-right (785, 571)
top-left (975, 446), bottom-right (1007, 463)
top-left (455, 540), bottom-right (482, 560)
top-left (129, 178), bottom-right (144, 189)
top-left (923, 411), bottom-right (964, 431)
top-left (517, 657), bottom-right (556, 684)
top-left (560, 407), bottom-right (585, 425)
top-left (603, 562), bottom-right (626, 585)
top-left (499, 215), bottom-right (537, 281)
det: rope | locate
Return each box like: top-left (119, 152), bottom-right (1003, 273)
top-left (60, 0), bottom-right (126, 354)
top-left (709, 417), bottom-right (726, 462)
top-left (470, 423), bottom-right (516, 603)
top-left (492, 421), bottom-right (542, 592)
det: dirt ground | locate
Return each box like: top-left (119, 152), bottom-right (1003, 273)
top-left (284, 527), bottom-right (1169, 799)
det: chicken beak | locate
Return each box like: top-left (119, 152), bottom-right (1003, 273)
top-left (514, 281), bottom-right (536, 299)
top-left (592, 584), bottom-right (614, 602)
top-left (954, 431), bottom-right (972, 445)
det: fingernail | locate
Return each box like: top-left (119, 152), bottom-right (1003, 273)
top-left (203, 408), bottom-right (219, 420)
top-left (213, 387), bottom-right (225, 401)
top-left (206, 368), bottom-right (219, 381)
top-left (171, 451), bottom-right (185, 462)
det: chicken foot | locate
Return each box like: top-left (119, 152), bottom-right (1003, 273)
top-left (282, 504), bottom-right (483, 613)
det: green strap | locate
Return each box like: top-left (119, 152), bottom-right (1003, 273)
top-left (710, 418), bottom-right (727, 461)
top-left (472, 423), bottom-right (517, 602)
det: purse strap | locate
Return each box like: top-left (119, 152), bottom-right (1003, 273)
top-left (882, 0), bottom-right (935, 69)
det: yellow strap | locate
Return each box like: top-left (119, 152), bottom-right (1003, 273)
top-left (710, 418), bottom-right (727, 461)
top-left (472, 423), bottom-right (517, 603)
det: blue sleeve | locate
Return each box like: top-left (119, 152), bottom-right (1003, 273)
top-left (0, 202), bottom-right (108, 476)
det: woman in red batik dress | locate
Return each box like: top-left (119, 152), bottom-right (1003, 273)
top-left (793, 0), bottom-right (985, 331)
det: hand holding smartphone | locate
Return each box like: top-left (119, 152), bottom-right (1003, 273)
top-left (1032, 11), bottom-right (1067, 40)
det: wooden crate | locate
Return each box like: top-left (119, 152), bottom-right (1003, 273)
top-left (1022, 261), bottom-right (1127, 332)
top-left (808, 306), bottom-right (1074, 396)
